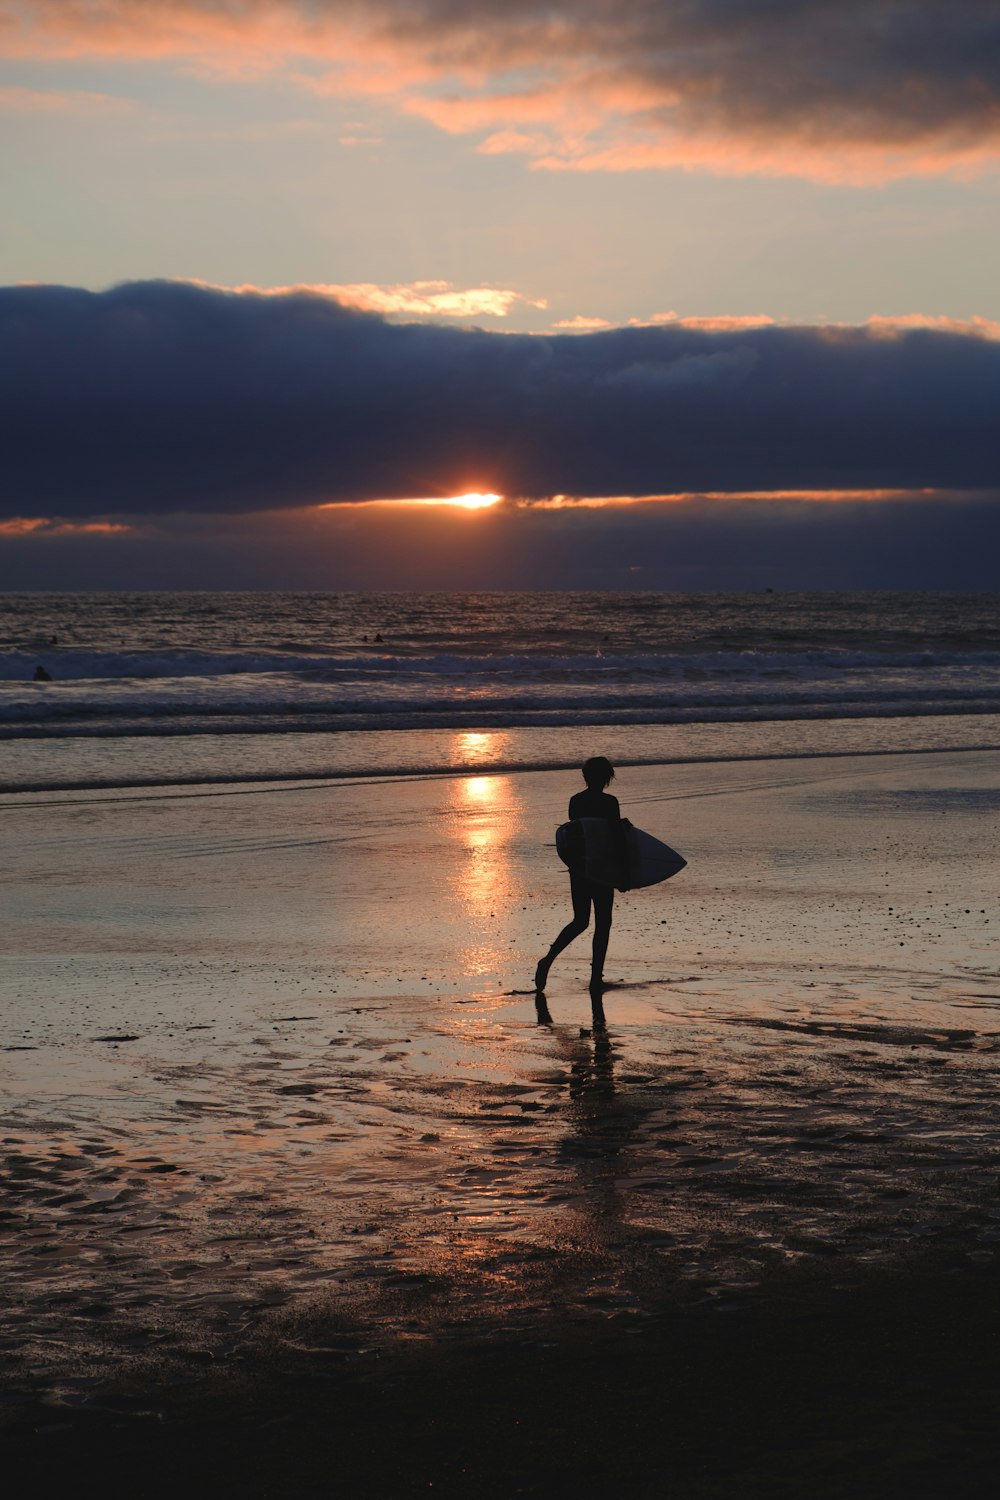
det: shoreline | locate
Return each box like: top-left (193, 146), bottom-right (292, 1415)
top-left (2, 711), bottom-right (999, 800)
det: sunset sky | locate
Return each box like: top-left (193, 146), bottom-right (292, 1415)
top-left (2, 1), bottom-right (999, 589)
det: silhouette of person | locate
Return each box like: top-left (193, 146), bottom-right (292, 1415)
top-left (33, 664), bottom-right (52, 682)
top-left (534, 756), bottom-right (629, 1014)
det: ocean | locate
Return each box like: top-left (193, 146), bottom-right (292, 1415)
top-left (2, 591), bottom-right (999, 793)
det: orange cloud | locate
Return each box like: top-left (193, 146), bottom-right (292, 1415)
top-left (326, 280), bottom-right (545, 318)
top-left (0, 83), bottom-right (134, 114)
top-left (518, 489), bottom-right (955, 510)
top-left (520, 117), bottom-right (1000, 186)
top-left (864, 313), bottom-right (1000, 341)
top-left (0, 2), bottom-right (331, 69)
top-left (4, 3), bottom-right (1000, 183)
top-left (166, 283), bottom-right (999, 339)
top-left (628, 312), bottom-right (776, 332)
top-left (185, 276), bottom-right (545, 318)
top-left (0, 517), bottom-right (132, 535)
top-left (551, 315), bottom-right (613, 331)
top-left (625, 311), bottom-right (1000, 338)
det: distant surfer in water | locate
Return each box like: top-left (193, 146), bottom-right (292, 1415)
top-left (534, 756), bottom-right (629, 1016)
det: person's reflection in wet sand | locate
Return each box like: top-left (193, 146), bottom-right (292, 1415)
top-left (537, 986), bottom-right (606, 1027)
top-left (535, 1004), bottom-right (616, 1112)
top-left (552, 1023), bottom-right (630, 1257)
top-left (567, 1022), bottom-right (615, 1106)
top-left (527, 1009), bottom-right (676, 1305)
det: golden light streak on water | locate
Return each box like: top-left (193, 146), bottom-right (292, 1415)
top-left (448, 768), bottom-right (525, 977)
top-left (454, 729), bottom-right (511, 771)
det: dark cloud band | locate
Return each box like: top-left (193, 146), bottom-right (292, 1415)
top-left (2, 280), bottom-right (999, 517)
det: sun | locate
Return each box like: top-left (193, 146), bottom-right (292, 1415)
top-left (445, 492), bottom-right (502, 510)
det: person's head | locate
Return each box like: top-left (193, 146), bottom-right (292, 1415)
top-left (582, 756), bottom-right (615, 791)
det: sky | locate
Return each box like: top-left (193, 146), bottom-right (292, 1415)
top-left (2, 0), bottom-right (1000, 590)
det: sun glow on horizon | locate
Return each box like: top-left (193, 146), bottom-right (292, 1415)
top-left (320, 492), bottom-right (502, 512)
top-left (318, 486), bottom-right (957, 520)
top-left (445, 492), bottom-right (502, 510)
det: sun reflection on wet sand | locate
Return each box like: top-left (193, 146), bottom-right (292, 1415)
top-left (447, 731), bottom-right (523, 977)
top-left (448, 765), bottom-right (525, 977)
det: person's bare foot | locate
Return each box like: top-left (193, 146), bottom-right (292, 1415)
top-left (534, 959), bottom-right (549, 992)
top-left (535, 994), bottom-right (553, 1025)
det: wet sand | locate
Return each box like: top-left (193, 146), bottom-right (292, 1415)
top-left (2, 749), bottom-right (1000, 1493)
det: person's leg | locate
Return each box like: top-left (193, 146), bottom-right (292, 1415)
top-left (590, 885), bottom-right (614, 986)
top-left (535, 872), bottom-right (592, 990)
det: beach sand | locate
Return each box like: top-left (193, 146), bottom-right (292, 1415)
top-left (2, 749), bottom-right (1000, 1495)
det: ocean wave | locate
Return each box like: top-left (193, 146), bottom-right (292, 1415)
top-left (5, 644), bottom-right (1000, 685)
top-left (3, 696), bottom-right (1000, 741)
top-left (3, 592), bottom-right (997, 791)
top-left (4, 628), bottom-right (1000, 743)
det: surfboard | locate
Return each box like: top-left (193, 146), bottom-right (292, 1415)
top-left (624, 824), bottom-right (687, 889)
top-left (555, 817), bottom-right (686, 891)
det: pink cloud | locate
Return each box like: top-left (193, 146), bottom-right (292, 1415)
top-left (625, 312), bottom-right (1000, 337)
top-left (551, 314), bottom-right (613, 331)
top-left (518, 488), bottom-right (957, 510)
top-left (864, 313), bottom-right (1000, 340)
top-left (0, 82), bottom-right (134, 114)
top-left (3, 3), bottom-right (1000, 182)
top-left (628, 312), bottom-right (776, 332)
top-left (528, 129), bottom-right (1000, 187)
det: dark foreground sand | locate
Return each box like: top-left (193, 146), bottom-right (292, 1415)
top-left (7, 1253), bottom-right (1000, 1499)
top-left (2, 749), bottom-right (999, 1494)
